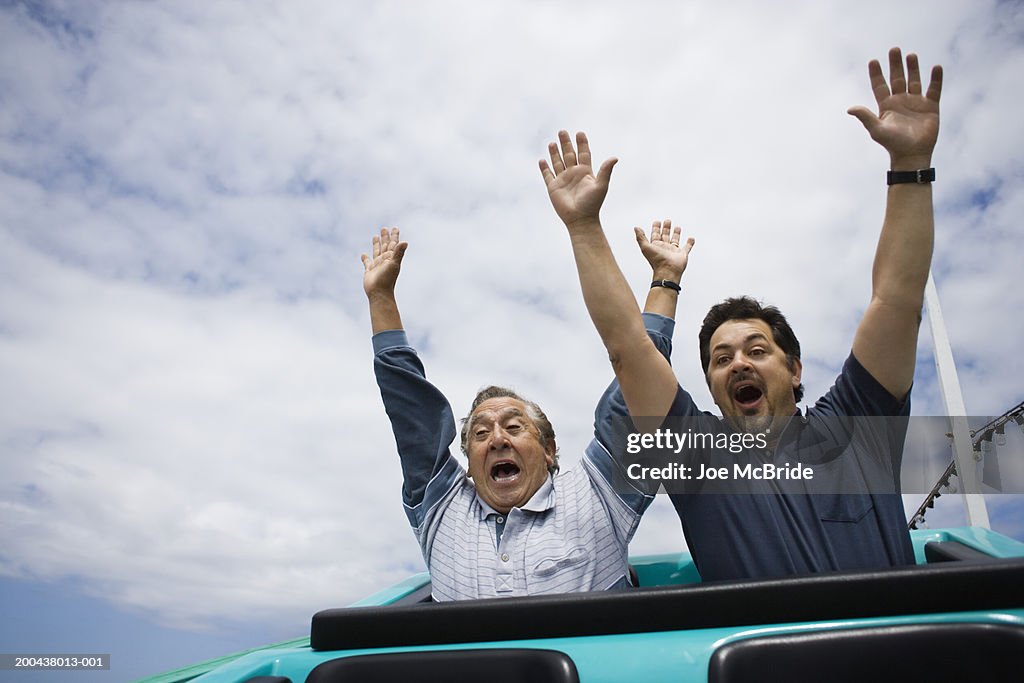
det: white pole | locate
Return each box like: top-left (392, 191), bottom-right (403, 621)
top-left (924, 273), bottom-right (990, 528)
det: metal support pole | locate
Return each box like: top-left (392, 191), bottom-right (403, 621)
top-left (924, 273), bottom-right (990, 528)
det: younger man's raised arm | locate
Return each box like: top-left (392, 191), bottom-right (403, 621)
top-left (848, 47), bottom-right (942, 399)
top-left (540, 131), bottom-right (680, 420)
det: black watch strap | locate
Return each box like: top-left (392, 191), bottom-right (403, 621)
top-left (887, 168), bottom-right (935, 185)
top-left (651, 280), bottom-right (681, 292)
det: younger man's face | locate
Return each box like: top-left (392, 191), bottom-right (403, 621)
top-left (706, 318), bottom-right (802, 435)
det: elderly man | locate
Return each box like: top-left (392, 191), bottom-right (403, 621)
top-left (541, 48), bottom-right (940, 581)
top-left (362, 221), bottom-right (692, 600)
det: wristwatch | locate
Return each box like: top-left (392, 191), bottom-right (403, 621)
top-left (887, 168), bottom-right (935, 185)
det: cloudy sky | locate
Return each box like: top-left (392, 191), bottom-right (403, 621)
top-left (1, 0), bottom-right (1022, 680)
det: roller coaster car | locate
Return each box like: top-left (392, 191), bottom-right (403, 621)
top-left (147, 527), bottom-right (1024, 683)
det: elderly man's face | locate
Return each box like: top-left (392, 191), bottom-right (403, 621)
top-left (706, 318), bottom-right (802, 436)
top-left (465, 396), bottom-right (554, 514)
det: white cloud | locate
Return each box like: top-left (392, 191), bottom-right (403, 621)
top-left (1, 0), bottom-right (1022, 633)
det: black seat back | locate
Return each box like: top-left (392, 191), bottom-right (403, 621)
top-left (305, 648), bottom-right (579, 683)
top-left (709, 623), bottom-right (1024, 683)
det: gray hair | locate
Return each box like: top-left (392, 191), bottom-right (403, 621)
top-left (459, 385), bottom-right (559, 473)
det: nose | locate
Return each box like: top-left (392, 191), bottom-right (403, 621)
top-left (488, 424), bottom-right (511, 451)
top-left (729, 352), bottom-right (754, 374)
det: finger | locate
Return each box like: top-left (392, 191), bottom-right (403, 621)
top-left (866, 58), bottom-right (889, 107)
top-left (360, 253), bottom-right (370, 270)
top-left (683, 237), bottom-right (695, 255)
top-left (671, 223), bottom-right (682, 246)
top-left (662, 219), bottom-right (673, 243)
top-left (558, 130), bottom-right (578, 167)
top-left (926, 64), bottom-right (943, 103)
top-left (539, 159), bottom-right (556, 186)
top-left (390, 226), bottom-right (401, 251)
top-left (577, 131), bottom-right (592, 168)
top-left (548, 142), bottom-right (565, 174)
top-left (595, 157), bottom-right (618, 186)
top-left (650, 219), bottom-right (662, 242)
top-left (906, 53), bottom-right (922, 95)
top-left (888, 47), bottom-right (906, 95)
top-left (372, 234), bottom-right (381, 259)
top-left (379, 226), bottom-right (391, 252)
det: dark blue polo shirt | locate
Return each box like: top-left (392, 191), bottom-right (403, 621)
top-left (666, 353), bottom-right (916, 582)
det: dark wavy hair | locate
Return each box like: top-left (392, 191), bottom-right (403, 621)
top-left (698, 296), bottom-right (805, 403)
top-left (459, 386), bottom-right (559, 473)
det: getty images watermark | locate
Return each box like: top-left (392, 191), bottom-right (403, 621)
top-left (608, 415), bottom-right (1023, 495)
top-left (625, 427), bottom-right (813, 482)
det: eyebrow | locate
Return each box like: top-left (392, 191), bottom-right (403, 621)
top-left (711, 332), bottom-right (771, 356)
top-left (468, 406), bottom-right (526, 430)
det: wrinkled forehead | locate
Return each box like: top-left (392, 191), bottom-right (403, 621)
top-left (470, 397), bottom-right (531, 425)
top-left (709, 318), bottom-right (774, 350)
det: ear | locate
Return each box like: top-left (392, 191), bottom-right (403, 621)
top-left (544, 439), bottom-right (557, 468)
top-left (790, 357), bottom-right (803, 389)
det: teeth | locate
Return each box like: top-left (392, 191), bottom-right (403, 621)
top-left (491, 464), bottom-right (520, 482)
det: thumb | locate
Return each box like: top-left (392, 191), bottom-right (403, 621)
top-left (393, 241), bottom-right (409, 263)
top-left (634, 226), bottom-right (649, 248)
top-left (596, 157), bottom-right (618, 186)
top-left (847, 106), bottom-right (879, 133)
top-left (683, 237), bottom-right (695, 255)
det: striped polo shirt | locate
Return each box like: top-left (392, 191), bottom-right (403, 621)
top-left (414, 433), bottom-right (648, 600)
top-left (373, 314), bottom-right (674, 600)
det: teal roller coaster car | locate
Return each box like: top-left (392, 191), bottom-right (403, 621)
top-left (145, 526), bottom-right (1024, 683)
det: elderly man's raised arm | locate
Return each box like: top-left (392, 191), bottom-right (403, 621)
top-left (848, 48), bottom-right (942, 399)
top-left (637, 219), bottom-right (694, 321)
top-left (362, 227), bottom-right (408, 334)
top-left (540, 131), bottom-right (680, 420)
top-left (362, 228), bottom-right (459, 516)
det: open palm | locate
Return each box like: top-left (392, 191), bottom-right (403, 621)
top-left (540, 131), bottom-right (617, 228)
top-left (635, 219), bottom-right (695, 280)
top-left (361, 227), bottom-right (407, 296)
top-left (848, 48), bottom-right (942, 163)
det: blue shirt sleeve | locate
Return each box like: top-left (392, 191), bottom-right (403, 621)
top-left (372, 330), bottom-right (462, 511)
top-left (587, 313), bottom-right (677, 504)
top-left (591, 313), bottom-right (675, 450)
top-left (811, 353), bottom-right (911, 418)
top-left (809, 352), bottom-right (912, 486)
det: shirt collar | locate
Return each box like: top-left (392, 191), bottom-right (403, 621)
top-left (475, 473), bottom-right (556, 519)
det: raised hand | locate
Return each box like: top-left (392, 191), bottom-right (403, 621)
top-left (847, 47), bottom-right (942, 167)
top-left (539, 130), bottom-right (618, 229)
top-left (361, 227), bottom-right (408, 298)
top-left (635, 219), bottom-right (695, 282)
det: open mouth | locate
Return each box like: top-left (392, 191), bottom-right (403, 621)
top-left (733, 383), bottom-right (764, 409)
top-left (490, 461), bottom-right (521, 483)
